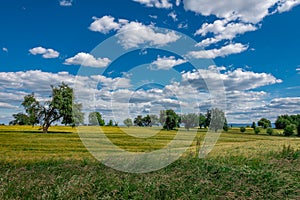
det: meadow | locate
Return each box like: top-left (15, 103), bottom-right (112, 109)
top-left (0, 125), bottom-right (299, 199)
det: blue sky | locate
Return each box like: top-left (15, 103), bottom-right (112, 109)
top-left (0, 0), bottom-right (299, 124)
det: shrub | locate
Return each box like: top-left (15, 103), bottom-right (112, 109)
top-left (266, 128), bottom-right (273, 135)
top-left (240, 126), bottom-right (246, 133)
top-left (254, 127), bottom-right (260, 134)
top-left (283, 124), bottom-right (295, 136)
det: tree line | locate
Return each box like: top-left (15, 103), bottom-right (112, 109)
top-left (9, 83), bottom-right (300, 136)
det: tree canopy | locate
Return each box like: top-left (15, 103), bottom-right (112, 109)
top-left (12, 83), bottom-right (84, 133)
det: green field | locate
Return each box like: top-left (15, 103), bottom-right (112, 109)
top-left (0, 125), bottom-right (299, 199)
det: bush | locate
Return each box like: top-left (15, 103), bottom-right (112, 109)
top-left (254, 127), bottom-right (260, 134)
top-left (283, 124), bottom-right (295, 136)
top-left (240, 126), bottom-right (246, 133)
top-left (266, 128), bottom-right (273, 135)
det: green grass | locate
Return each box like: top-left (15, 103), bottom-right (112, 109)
top-left (0, 125), bottom-right (299, 199)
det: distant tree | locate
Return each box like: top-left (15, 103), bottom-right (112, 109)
top-left (134, 115), bottom-right (144, 126)
top-left (107, 119), bottom-right (114, 126)
top-left (88, 112), bottom-right (105, 126)
top-left (72, 103), bottom-right (84, 127)
top-left (205, 110), bottom-right (211, 128)
top-left (159, 109), bottom-right (180, 130)
top-left (258, 118), bottom-right (271, 129)
top-left (275, 115), bottom-right (291, 129)
top-left (209, 108), bottom-right (226, 132)
top-left (199, 114), bottom-right (206, 129)
top-left (123, 118), bottom-right (133, 127)
top-left (142, 115), bottom-right (152, 127)
top-left (223, 118), bottom-right (229, 132)
top-left (251, 122), bottom-right (256, 129)
top-left (149, 115), bottom-right (159, 127)
top-left (254, 127), bottom-right (260, 134)
top-left (283, 124), bottom-right (295, 136)
top-left (9, 113), bottom-right (30, 125)
top-left (181, 113), bottom-right (198, 131)
top-left (114, 121), bottom-right (118, 127)
top-left (240, 126), bottom-right (246, 133)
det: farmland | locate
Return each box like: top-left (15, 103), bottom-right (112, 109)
top-left (0, 125), bottom-right (299, 199)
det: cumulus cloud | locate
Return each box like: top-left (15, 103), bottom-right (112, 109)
top-left (150, 56), bottom-right (187, 70)
top-left (183, 0), bottom-right (282, 24)
top-left (132, 0), bottom-right (172, 9)
top-left (277, 0), bottom-right (300, 13)
top-left (89, 16), bottom-right (121, 34)
top-left (2, 47), bottom-right (8, 52)
top-left (29, 46), bottom-right (60, 59)
top-left (118, 22), bottom-right (180, 49)
top-left (188, 43), bottom-right (248, 59)
top-left (181, 67), bottom-right (282, 91)
top-left (89, 16), bottom-right (181, 49)
top-left (296, 68), bottom-right (300, 74)
top-left (64, 52), bottom-right (111, 68)
top-left (195, 20), bottom-right (257, 47)
top-left (59, 0), bottom-right (73, 6)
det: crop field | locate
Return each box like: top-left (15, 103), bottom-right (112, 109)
top-left (0, 125), bottom-right (299, 199)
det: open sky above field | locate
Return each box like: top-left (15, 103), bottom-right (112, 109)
top-left (0, 0), bottom-right (300, 124)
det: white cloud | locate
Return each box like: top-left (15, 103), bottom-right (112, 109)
top-left (296, 68), bottom-right (300, 74)
top-left (2, 47), bottom-right (8, 52)
top-left (183, 0), bottom-right (300, 24)
top-left (133, 0), bottom-right (172, 9)
top-left (183, 0), bottom-right (275, 24)
top-left (89, 16), bottom-right (121, 34)
top-left (64, 52), bottom-right (111, 68)
top-left (181, 67), bottom-right (282, 91)
top-left (277, 0), bottom-right (300, 13)
top-left (150, 56), bottom-right (186, 70)
top-left (195, 19), bottom-right (257, 47)
top-left (188, 43), bottom-right (248, 59)
top-left (116, 21), bottom-right (180, 49)
top-left (168, 11), bottom-right (178, 21)
top-left (59, 0), bottom-right (73, 6)
top-left (89, 16), bottom-right (181, 49)
top-left (176, 0), bottom-right (181, 6)
top-left (29, 46), bottom-right (59, 59)
top-left (0, 102), bottom-right (18, 109)
top-left (267, 97), bottom-right (300, 109)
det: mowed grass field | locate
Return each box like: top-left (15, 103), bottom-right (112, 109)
top-left (0, 125), bottom-right (299, 199)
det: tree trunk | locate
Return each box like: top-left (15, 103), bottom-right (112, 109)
top-left (43, 123), bottom-right (50, 133)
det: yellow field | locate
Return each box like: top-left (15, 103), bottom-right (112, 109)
top-left (0, 125), bottom-right (299, 163)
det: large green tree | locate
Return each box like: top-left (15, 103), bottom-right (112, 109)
top-left (159, 109), bottom-right (180, 130)
top-left (17, 83), bottom-right (84, 133)
top-left (88, 112), bottom-right (105, 126)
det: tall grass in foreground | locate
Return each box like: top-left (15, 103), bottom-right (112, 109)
top-left (0, 126), bottom-right (299, 199)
